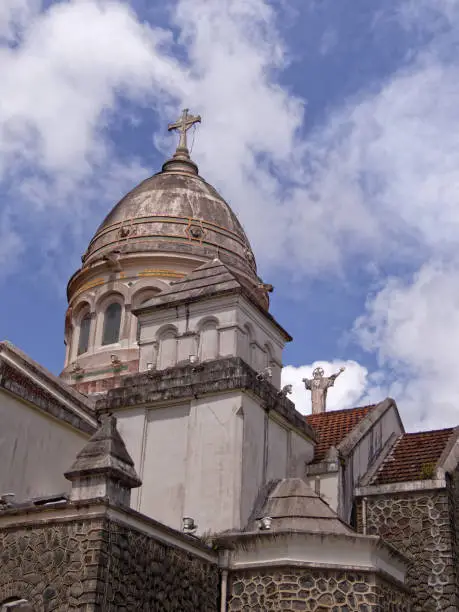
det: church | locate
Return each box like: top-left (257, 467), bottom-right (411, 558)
top-left (0, 110), bottom-right (458, 611)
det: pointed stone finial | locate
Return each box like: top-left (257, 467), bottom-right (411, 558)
top-left (64, 414), bottom-right (141, 506)
top-left (162, 108), bottom-right (201, 175)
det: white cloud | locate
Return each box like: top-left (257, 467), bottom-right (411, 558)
top-left (155, 0), bottom-right (459, 279)
top-left (3, 0), bottom-right (458, 279)
top-left (0, 0), bottom-right (184, 181)
top-left (2, 0), bottom-right (459, 432)
top-left (354, 261), bottom-right (459, 431)
top-left (0, 0), bottom-right (186, 283)
top-left (281, 360), bottom-right (372, 415)
top-left (0, 0), bottom-right (40, 42)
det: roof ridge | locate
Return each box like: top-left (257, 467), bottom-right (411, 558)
top-left (167, 260), bottom-right (240, 288)
top-left (306, 404), bottom-right (376, 419)
top-left (404, 427), bottom-right (455, 437)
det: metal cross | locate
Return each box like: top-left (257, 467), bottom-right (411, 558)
top-left (168, 108), bottom-right (201, 151)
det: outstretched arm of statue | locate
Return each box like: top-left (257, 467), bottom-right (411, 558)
top-left (328, 367), bottom-right (345, 385)
top-left (302, 377), bottom-right (312, 390)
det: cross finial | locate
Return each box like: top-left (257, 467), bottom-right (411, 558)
top-left (168, 108), bottom-right (201, 152)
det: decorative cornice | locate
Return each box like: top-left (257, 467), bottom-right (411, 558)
top-left (214, 529), bottom-right (410, 578)
top-left (95, 357), bottom-right (315, 441)
top-left (0, 355), bottom-right (96, 435)
top-left (355, 478), bottom-right (447, 497)
top-left (0, 498), bottom-right (217, 563)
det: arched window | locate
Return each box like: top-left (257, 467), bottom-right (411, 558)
top-left (77, 313), bottom-right (92, 355)
top-left (102, 302), bottom-right (122, 346)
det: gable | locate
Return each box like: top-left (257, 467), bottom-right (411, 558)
top-left (306, 405), bottom-right (376, 462)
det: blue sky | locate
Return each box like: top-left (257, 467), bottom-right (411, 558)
top-left (1, 0), bottom-right (459, 429)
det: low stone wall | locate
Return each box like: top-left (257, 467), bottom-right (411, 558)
top-left (0, 517), bottom-right (104, 610)
top-left (363, 490), bottom-right (458, 611)
top-left (0, 506), bottom-right (218, 611)
top-left (227, 567), bottom-right (410, 611)
top-left (98, 519), bottom-right (218, 611)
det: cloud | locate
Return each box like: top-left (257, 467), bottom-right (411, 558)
top-left (3, 0), bottom-right (458, 280)
top-left (2, 0), bottom-right (459, 432)
top-left (354, 261), bottom-right (459, 431)
top-left (281, 360), bottom-right (373, 415)
top-left (0, 0), bottom-right (183, 180)
top-left (156, 0), bottom-right (459, 281)
top-left (0, 0), bottom-right (40, 42)
top-left (2, 0), bottom-right (459, 278)
top-left (0, 0), bottom-right (186, 284)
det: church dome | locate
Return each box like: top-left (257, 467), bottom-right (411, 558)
top-left (81, 151), bottom-right (257, 281)
top-left (63, 110), bottom-right (267, 396)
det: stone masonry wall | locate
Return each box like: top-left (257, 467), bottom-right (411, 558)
top-left (362, 490), bottom-right (458, 611)
top-left (0, 511), bottom-right (218, 611)
top-left (0, 517), bottom-right (106, 610)
top-left (452, 470), bottom-right (459, 605)
top-left (98, 518), bottom-right (218, 611)
top-left (228, 567), bottom-right (410, 611)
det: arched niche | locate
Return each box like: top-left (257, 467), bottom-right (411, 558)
top-left (264, 342), bottom-right (274, 368)
top-left (198, 317), bottom-right (220, 362)
top-left (242, 323), bottom-right (255, 367)
top-left (132, 287), bottom-right (162, 343)
top-left (157, 325), bottom-right (178, 370)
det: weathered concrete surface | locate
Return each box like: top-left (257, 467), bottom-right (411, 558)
top-left (96, 357), bottom-right (313, 439)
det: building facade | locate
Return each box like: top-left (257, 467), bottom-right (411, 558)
top-left (1, 112), bottom-right (459, 611)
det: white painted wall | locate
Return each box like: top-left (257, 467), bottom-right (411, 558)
top-left (266, 419), bottom-right (289, 482)
top-left (227, 532), bottom-right (406, 584)
top-left (183, 393), bottom-right (244, 533)
top-left (305, 472), bottom-right (339, 512)
top-left (141, 404), bottom-right (190, 528)
top-left (289, 431), bottom-right (315, 477)
top-left (342, 404), bottom-right (403, 521)
top-left (112, 389), bottom-right (314, 534)
top-left (138, 294), bottom-right (286, 388)
top-left (240, 395), bottom-right (266, 525)
top-left (115, 407), bottom-right (147, 510)
top-left (0, 390), bottom-right (87, 502)
top-left (240, 396), bottom-right (315, 528)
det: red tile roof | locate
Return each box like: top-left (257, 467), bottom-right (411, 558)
top-left (372, 428), bottom-right (454, 486)
top-left (306, 405), bottom-right (376, 462)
